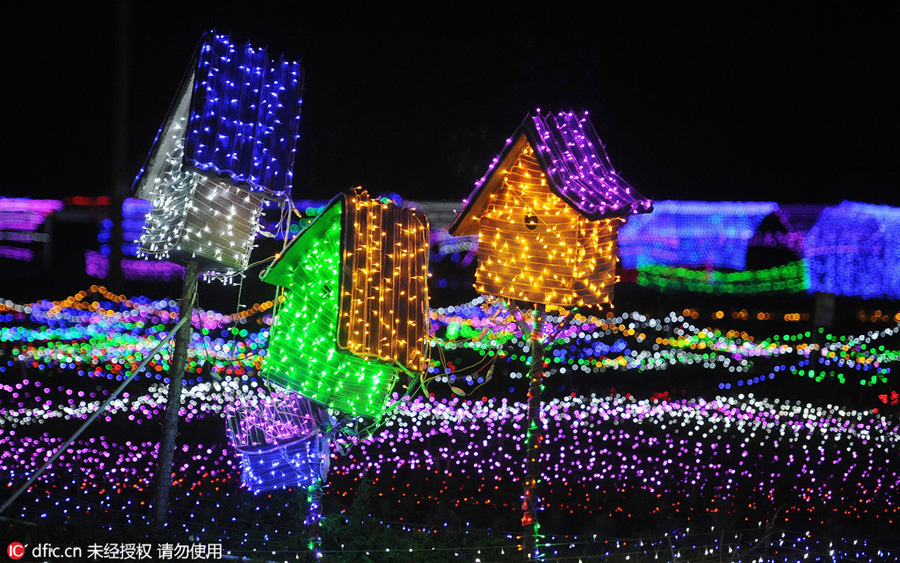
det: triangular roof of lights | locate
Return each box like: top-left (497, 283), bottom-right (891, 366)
top-left (449, 108), bottom-right (652, 236)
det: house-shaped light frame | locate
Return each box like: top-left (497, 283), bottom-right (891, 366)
top-left (805, 200), bottom-right (900, 299)
top-left (448, 109), bottom-right (652, 306)
top-left (261, 189), bottom-right (430, 421)
top-left (132, 32), bottom-right (303, 275)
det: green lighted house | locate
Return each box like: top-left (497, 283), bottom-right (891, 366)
top-left (260, 189), bottom-right (430, 422)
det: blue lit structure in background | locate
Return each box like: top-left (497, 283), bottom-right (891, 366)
top-left (805, 201), bottom-right (900, 299)
top-left (618, 200), bottom-right (779, 270)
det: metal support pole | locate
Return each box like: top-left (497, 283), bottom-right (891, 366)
top-left (522, 303), bottom-right (546, 560)
top-left (153, 260), bottom-right (198, 527)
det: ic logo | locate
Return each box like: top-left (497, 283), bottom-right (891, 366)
top-left (7, 543), bottom-right (25, 560)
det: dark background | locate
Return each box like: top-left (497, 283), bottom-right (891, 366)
top-left (6, 2), bottom-right (899, 206)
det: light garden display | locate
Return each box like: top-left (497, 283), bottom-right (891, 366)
top-left (2, 368), bottom-right (898, 562)
top-left (132, 32), bottom-right (303, 277)
top-left (261, 189), bottom-right (430, 423)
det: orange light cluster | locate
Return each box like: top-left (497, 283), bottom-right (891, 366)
top-left (468, 138), bottom-right (621, 306)
top-left (338, 191), bottom-right (431, 372)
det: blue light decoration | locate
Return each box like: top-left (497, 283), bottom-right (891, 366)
top-left (226, 389), bottom-right (331, 493)
top-left (804, 201), bottom-right (900, 299)
top-left (236, 436), bottom-right (330, 492)
top-left (104, 200), bottom-right (140, 259)
top-left (120, 198), bottom-right (153, 258)
top-left (132, 32), bottom-right (303, 277)
top-left (184, 34), bottom-right (304, 197)
top-left (135, 32), bottom-right (304, 199)
top-left (618, 200), bottom-right (779, 270)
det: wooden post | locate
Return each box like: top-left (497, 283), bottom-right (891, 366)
top-left (154, 259), bottom-right (198, 528)
top-left (522, 303), bottom-right (546, 560)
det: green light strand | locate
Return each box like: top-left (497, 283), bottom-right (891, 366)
top-left (637, 261), bottom-right (808, 294)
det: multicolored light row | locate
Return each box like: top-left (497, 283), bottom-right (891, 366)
top-left (2, 289), bottom-right (897, 402)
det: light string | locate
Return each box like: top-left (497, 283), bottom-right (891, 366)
top-left (0, 286), bottom-right (897, 557)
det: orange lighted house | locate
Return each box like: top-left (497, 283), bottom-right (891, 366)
top-left (448, 110), bottom-right (652, 306)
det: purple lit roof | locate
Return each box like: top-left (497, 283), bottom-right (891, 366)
top-left (449, 109), bottom-right (652, 234)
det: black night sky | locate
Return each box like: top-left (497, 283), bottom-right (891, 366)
top-left (6, 3), bottom-right (899, 207)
